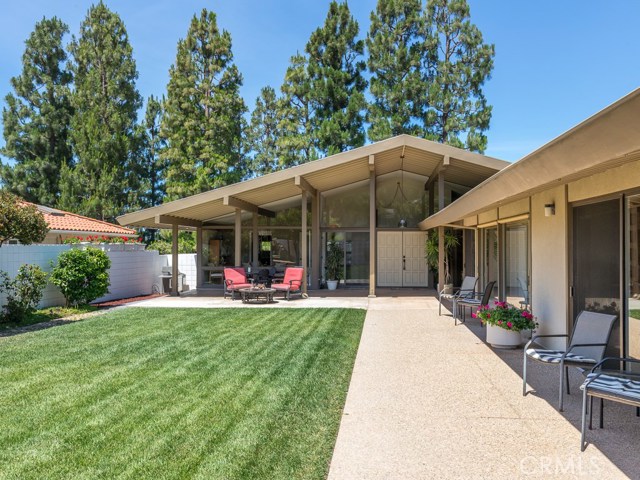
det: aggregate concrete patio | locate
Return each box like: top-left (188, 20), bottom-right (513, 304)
top-left (126, 291), bottom-right (639, 479)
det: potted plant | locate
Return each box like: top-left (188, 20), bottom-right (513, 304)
top-left (325, 241), bottom-right (344, 290)
top-left (473, 301), bottom-right (537, 349)
top-left (425, 229), bottom-right (459, 294)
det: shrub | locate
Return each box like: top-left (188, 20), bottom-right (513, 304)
top-left (0, 264), bottom-right (48, 323)
top-left (0, 190), bottom-right (49, 246)
top-left (472, 301), bottom-right (537, 332)
top-left (50, 248), bottom-right (111, 306)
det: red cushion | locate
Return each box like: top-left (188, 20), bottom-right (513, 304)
top-left (224, 268), bottom-right (246, 285)
top-left (227, 282), bottom-right (252, 291)
top-left (271, 284), bottom-right (292, 291)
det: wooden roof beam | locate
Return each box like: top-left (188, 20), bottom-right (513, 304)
top-left (424, 155), bottom-right (450, 191)
top-left (155, 215), bottom-right (203, 228)
top-left (223, 196), bottom-right (276, 218)
top-left (294, 175), bottom-right (317, 197)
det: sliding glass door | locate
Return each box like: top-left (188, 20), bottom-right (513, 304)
top-left (572, 199), bottom-right (621, 358)
top-left (627, 195), bottom-right (640, 365)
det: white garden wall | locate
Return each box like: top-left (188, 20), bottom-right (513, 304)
top-left (0, 245), bottom-right (165, 308)
top-left (162, 253), bottom-right (197, 292)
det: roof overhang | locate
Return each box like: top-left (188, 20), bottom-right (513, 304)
top-left (419, 88), bottom-right (640, 230)
top-left (118, 135), bottom-right (508, 229)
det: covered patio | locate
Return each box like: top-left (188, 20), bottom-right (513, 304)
top-left (118, 135), bottom-right (507, 298)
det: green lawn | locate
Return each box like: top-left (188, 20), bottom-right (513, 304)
top-left (630, 309), bottom-right (640, 320)
top-left (0, 307), bottom-right (365, 479)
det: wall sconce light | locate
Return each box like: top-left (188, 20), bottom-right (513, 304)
top-left (544, 203), bottom-right (555, 217)
top-left (399, 219), bottom-right (407, 228)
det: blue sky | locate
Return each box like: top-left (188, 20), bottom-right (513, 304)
top-left (1, 0), bottom-right (639, 162)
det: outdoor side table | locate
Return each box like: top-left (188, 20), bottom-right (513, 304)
top-left (239, 288), bottom-right (276, 304)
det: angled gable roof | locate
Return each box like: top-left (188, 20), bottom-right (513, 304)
top-left (118, 134), bottom-right (509, 229)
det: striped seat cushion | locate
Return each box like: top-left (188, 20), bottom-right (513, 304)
top-left (526, 349), bottom-right (597, 364)
top-left (581, 373), bottom-right (640, 404)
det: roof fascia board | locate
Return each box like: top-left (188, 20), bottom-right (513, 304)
top-left (419, 88), bottom-right (640, 230)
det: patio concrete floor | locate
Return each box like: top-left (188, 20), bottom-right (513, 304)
top-left (126, 291), bottom-right (639, 479)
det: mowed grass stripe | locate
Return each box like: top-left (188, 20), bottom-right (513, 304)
top-left (0, 307), bottom-right (365, 480)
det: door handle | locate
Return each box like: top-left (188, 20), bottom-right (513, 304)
top-left (403, 255), bottom-right (406, 270)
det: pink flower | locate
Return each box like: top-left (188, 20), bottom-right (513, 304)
top-left (497, 320), bottom-right (502, 325)
top-left (471, 312), bottom-right (477, 318)
top-left (507, 321), bottom-right (513, 329)
top-left (486, 313), bottom-right (491, 319)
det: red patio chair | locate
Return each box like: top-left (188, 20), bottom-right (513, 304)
top-left (223, 267), bottom-right (251, 300)
top-left (271, 267), bottom-right (304, 300)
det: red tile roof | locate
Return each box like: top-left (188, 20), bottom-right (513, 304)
top-left (26, 203), bottom-right (136, 236)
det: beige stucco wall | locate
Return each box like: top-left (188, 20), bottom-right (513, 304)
top-left (531, 185), bottom-right (568, 350)
top-left (568, 157), bottom-right (640, 203)
top-left (478, 209), bottom-right (498, 225)
top-left (499, 198), bottom-right (530, 219)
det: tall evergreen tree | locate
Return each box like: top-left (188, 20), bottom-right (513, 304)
top-left (246, 86), bottom-right (281, 176)
top-left (1, 17), bottom-right (73, 206)
top-left (366, 0), bottom-right (425, 141)
top-left (306, 1), bottom-right (367, 156)
top-left (59, 2), bottom-right (142, 220)
top-left (161, 9), bottom-right (246, 200)
top-left (138, 95), bottom-right (166, 207)
top-left (421, 0), bottom-right (494, 152)
top-left (277, 53), bottom-right (318, 166)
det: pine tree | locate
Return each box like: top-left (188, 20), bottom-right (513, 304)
top-left (59, 2), bottom-right (142, 220)
top-left (422, 0), bottom-right (494, 152)
top-left (138, 95), bottom-right (166, 207)
top-left (246, 86), bottom-right (281, 176)
top-left (306, 1), bottom-right (367, 156)
top-left (0, 17), bottom-right (73, 206)
top-left (277, 53), bottom-right (318, 166)
top-left (366, 0), bottom-right (425, 141)
top-left (161, 9), bottom-right (246, 200)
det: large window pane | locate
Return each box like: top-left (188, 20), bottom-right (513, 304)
top-left (482, 227), bottom-right (499, 298)
top-left (505, 223), bottom-right (529, 308)
top-left (322, 181), bottom-right (369, 228)
top-left (376, 171), bottom-right (427, 228)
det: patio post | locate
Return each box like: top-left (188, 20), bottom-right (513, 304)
top-left (196, 227), bottom-right (202, 288)
top-left (438, 226), bottom-right (445, 294)
top-left (311, 194), bottom-right (320, 289)
top-left (301, 190), bottom-right (308, 294)
top-left (234, 208), bottom-right (242, 266)
top-left (171, 223), bottom-right (179, 296)
top-left (252, 213), bottom-right (259, 268)
top-left (369, 161), bottom-right (376, 297)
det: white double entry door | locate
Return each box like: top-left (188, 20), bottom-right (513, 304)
top-left (377, 231), bottom-right (429, 287)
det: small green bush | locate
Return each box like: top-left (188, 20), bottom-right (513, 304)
top-left (0, 264), bottom-right (48, 323)
top-left (50, 248), bottom-right (111, 306)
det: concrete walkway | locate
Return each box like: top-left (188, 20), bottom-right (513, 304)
top-left (328, 296), bottom-right (637, 480)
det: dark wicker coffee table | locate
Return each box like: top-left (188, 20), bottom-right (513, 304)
top-left (239, 288), bottom-right (276, 304)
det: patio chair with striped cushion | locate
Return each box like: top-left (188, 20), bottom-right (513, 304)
top-left (580, 357), bottom-right (640, 451)
top-left (523, 310), bottom-right (617, 411)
